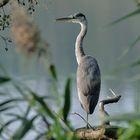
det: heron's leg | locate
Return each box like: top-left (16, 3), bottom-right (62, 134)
top-left (86, 113), bottom-right (89, 128)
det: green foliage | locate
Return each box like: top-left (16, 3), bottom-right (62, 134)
top-left (108, 3), bottom-right (140, 60)
top-left (28, 90), bottom-right (56, 119)
top-left (108, 8), bottom-right (140, 26)
top-left (106, 113), bottom-right (140, 139)
top-left (49, 64), bottom-right (58, 81)
top-left (130, 58), bottom-right (140, 67)
top-left (0, 98), bottom-right (23, 107)
top-left (63, 78), bottom-right (72, 123)
top-left (11, 115), bottom-right (38, 140)
top-left (119, 36), bottom-right (140, 59)
top-left (118, 120), bottom-right (140, 140)
top-left (108, 7), bottom-right (140, 140)
top-left (0, 72), bottom-right (75, 139)
top-left (47, 121), bottom-right (77, 140)
top-left (0, 76), bottom-right (11, 84)
top-left (0, 119), bottom-right (17, 135)
top-left (0, 98), bottom-right (23, 113)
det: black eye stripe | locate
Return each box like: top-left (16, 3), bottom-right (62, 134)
top-left (75, 13), bottom-right (85, 18)
top-left (77, 13), bottom-right (83, 17)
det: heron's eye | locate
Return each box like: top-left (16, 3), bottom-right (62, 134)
top-left (77, 13), bottom-right (83, 17)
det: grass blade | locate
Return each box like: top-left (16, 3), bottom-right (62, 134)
top-left (5, 113), bottom-right (27, 121)
top-left (0, 98), bottom-right (23, 107)
top-left (11, 115), bottom-right (38, 140)
top-left (30, 92), bottom-right (56, 120)
top-left (34, 133), bottom-right (45, 140)
top-left (13, 81), bottom-right (56, 120)
top-left (0, 106), bottom-right (15, 112)
top-left (119, 36), bottom-right (140, 59)
top-left (130, 58), bottom-right (140, 67)
top-left (41, 115), bottom-right (50, 129)
top-left (24, 106), bottom-right (31, 118)
top-left (49, 64), bottom-right (57, 81)
top-left (63, 78), bottom-right (72, 122)
top-left (0, 119), bottom-right (17, 135)
top-left (12, 82), bottom-right (27, 98)
top-left (0, 76), bottom-right (11, 84)
top-left (107, 8), bottom-right (140, 26)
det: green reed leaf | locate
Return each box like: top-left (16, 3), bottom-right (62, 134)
top-left (63, 78), bottom-right (72, 122)
top-left (107, 8), bottom-right (140, 26)
top-left (0, 106), bottom-right (15, 113)
top-left (119, 36), bottom-right (140, 59)
top-left (0, 76), bottom-right (10, 84)
top-left (11, 115), bottom-right (38, 140)
top-left (30, 91), bottom-right (56, 120)
top-left (0, 119), bottom-right (17, 135)
top-left (49, 64), bottom-right (57, 81)
top-left (130, 58), bottom-right (140, 67)
top-left (0, 98), bottom-right (23, 108)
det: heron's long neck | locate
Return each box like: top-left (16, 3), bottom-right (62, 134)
top-left (75, 22), bottom-right (87, 65)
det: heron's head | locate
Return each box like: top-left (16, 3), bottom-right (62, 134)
top-left (56, 13), bottom-right (87, 24)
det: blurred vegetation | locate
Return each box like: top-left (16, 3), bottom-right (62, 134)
top-left (0, 69), bottom-right (77, 139)
top-left (118, 120), bottom-right (140, 140)
top-left (107, 0), bottom-right (140, 139)
top-left (0, 0), bottom-right (140, 140)
top-left (0, 0), bottom-right (78, 139)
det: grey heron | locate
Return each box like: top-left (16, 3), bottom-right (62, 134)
top-left (56, 13), bottom-right (101, 128)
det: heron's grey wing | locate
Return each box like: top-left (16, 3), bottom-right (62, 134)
top-left (77, 57), bottom-right (101, 114)
top-left (88, 84), bottom-right (100, 113)
top-left (77, 57), bottom-right (101, 96)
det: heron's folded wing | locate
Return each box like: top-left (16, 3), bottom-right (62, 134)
top-left (77, 59), bottom-right (101, 96)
